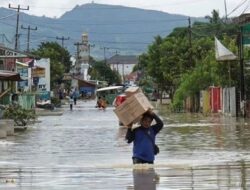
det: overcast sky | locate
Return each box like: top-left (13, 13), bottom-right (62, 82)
top-left (0, 0), bottom-right (248, 18)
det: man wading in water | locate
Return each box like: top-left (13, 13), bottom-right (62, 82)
top-left (125, 110), bottom-right (164, 164)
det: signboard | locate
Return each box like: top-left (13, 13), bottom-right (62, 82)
top-left (0, 48), bottom-right (16, 56)
top-left (17, 67), bottom-right (28, 78)
top-left (242, 24), bottom-right (250, 45)
top-left (32, 67), bottom-right (45, 77)
top-left (0, 47), bottom-right (27, 58)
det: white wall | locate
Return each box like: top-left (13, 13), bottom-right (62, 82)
top-left (35, 58), bottom-right (50, 91)
top-left (110, 63), bottom-right (135, 76)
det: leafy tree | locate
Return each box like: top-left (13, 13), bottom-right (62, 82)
top-left (205, 9), bottom-right (221, 24)
top-left (146, 36), bottom-right (164, 88)
top-left (136, 54), bottom-right (153, 92)
top-left (88, 60), bottom-right (121, 85)
top-left (31, 42), bottom-right (72, 89)
top-left (138, 10), bottom-right (242, 110)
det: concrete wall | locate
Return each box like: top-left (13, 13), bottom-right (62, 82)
top-left (0, 119), bottom-right (14, 138)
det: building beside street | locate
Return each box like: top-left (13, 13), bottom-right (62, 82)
top-left (106, 54), bottom-right (138, 83)
top-left (0, 45), bottom-right (37, 108)
top-left (0, 45), bottom-right (54, 109)
top-left (107, 54), bottom-right (138, 76)
top-left (35, 58), bottom-right (50, 92)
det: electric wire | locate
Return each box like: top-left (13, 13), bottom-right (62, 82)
top-left (240, 0), bottom-right (250, 15)
top-left (227, 0), bottom-right (248, 16)
top-left (0, 13), bottom-right (16, 20)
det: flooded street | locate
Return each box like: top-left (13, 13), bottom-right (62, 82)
top-left (0, 100), bottom-right (250, 189)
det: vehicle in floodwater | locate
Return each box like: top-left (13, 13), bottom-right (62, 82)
top-left (96, 85), bottom-right (124, 106)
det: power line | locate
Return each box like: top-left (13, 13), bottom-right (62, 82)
top-left (19, 37), bottom-right (47, 47)
top-left (227, 0), bottom-right (248, 17)
top-left (0, 34), bottom-right (13, 44)
top-left (91, 40), bottom-right (151, 45)
top-left (88, 29), bottom-right (173, 35)
top-left (0, 13), bottom-right (16, 20)
top-left (21, 25), bottom-right (37, 52)
top-left (56, 36), bottom-right (70, 48)
top-left (0, 20), bottom-right (16, 28)
top-left (26, 34), bottom-right (153, 45)
top-left (240, 0), bottom-right (250, 15)
top-left (99, 46), bottom-right (145, 51)
top-left (100, 46), bottom-right (110, 63)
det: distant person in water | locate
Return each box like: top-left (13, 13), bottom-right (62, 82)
top-left (96, 96), bottom-right (102, 108)
top-left (101, 96), bottom-right (107, 109)
top-left (96, 96), bottom-right (107, 110)
top-left (69, 96), bottom-right (74, 111)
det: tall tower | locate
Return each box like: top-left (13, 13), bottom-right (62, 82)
top-left (79, 33), bottom-right (89, 80)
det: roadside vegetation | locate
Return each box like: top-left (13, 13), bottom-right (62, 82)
top-left (3, 105), bottom-right (37, 126)
top-left (136, 10), bottom-right (250, 109)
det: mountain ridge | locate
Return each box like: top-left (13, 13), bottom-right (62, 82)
top-left (0, 3), bottom-right (204, 59)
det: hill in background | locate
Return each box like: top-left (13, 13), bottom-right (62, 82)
top-left (0, 3), bottom-right (204, 59)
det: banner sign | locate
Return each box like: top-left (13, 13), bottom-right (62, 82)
top-left (32, 67), bottom-right (45, 77)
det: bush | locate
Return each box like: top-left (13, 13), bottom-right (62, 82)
top-left (3, 104), bottom-right (37, 126)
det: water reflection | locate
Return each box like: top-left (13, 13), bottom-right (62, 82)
top-left (130, 167), bottom-right (159, 190)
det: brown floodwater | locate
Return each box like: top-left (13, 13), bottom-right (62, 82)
top-left (0, 100), bottom-right (250, 189)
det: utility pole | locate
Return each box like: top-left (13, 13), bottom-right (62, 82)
top-left (74, 42), bottom-right (81, 60)
top-left (88, 44), bottom-right (95, 64)
top-left (101, 47), bottom-right (109, 64)
top-left (224, 0), bottom-right (228, 22)
top-left (239, 26), bottom-right (245, 116)
top-left (188, 17), bottom-right (192, 67)
top-left (9, 4), bottom-right (29, 50)
top-left (74, 42), bottom-right (82, 74)
top-left (56, 36), bottom-right (70, 48)
top-left (100, 47), bottom-right (109, 81)
top-left (21, 25), bottom-right (37, 52)
top-left (114, 50), bottom-right (119, 72)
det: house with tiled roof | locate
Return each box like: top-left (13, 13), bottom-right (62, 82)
top-left (106, 54), bottom-right (138, 81)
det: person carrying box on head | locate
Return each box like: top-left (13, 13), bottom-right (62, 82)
top-left (125, 110), bottom-right (164, 164)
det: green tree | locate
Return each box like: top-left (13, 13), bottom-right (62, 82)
top-left (88, 60), bottom-right (121, 85)
top-left (31, 42), bottom-right (72, 89)
top-left (138, 11), bottom-right (241, 109)
top-left (205, 9), bottom-right (221, 24)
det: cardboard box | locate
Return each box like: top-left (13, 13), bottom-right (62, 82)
top-left (124, 86), bottom-right (142, 98)
top-left (114, 92), bottom-right (154, 126)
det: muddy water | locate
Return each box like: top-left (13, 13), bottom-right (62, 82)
top-left (0, 100), bottom-right (250, 189)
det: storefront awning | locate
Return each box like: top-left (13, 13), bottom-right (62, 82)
top-left (0, 70), bottom-right (22, 81)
